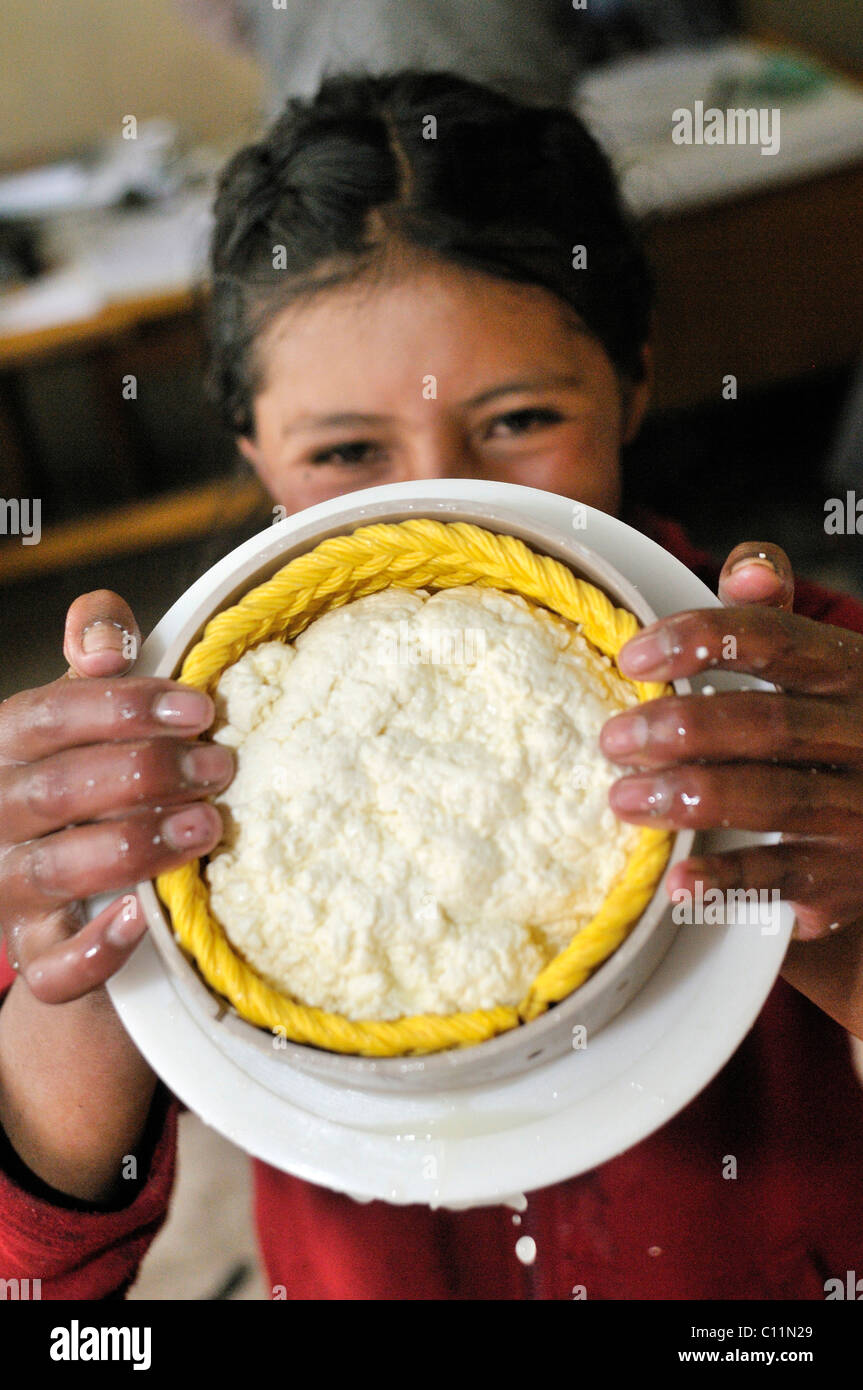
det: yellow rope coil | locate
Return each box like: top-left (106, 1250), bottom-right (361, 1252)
top-left (156, 519), bottom-right (672, 1056)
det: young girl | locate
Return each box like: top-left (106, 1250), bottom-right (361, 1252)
top-left (2, 71), bottom-right (863, 1300)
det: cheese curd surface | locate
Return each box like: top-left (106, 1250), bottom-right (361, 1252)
top-left (205, 585), bottom-right (641, 1020)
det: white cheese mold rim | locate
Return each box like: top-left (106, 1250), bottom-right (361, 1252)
top-left (128, 487), bottom-right (696, 1092)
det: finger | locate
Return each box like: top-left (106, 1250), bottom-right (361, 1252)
top-left (63, 591), bottom-right (141, 678)
top-left (3, 802), bottom-right (223, 911)
top-left (3, 899), bottom-right (86, 975)
top-left (19, 895), bottom-right (149, 1005)
top-left (665, 842), bottom-right (860, 940)
top-left (608, 763), bottom-right (863, 836)
top-left (718, 542), bottom-right (795, 611)
top-left (0, 676), bottom-right (215, 763)
top-left (601, 690), bottom-right (863, 770)
top-left (0, 738), bottom-right (234, 842)
top-left (617, 605), bottom-right (863, 695)
top-left (781, 918), bottom-right (863, 1036)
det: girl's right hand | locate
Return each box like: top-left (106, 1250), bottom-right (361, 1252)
top-left (0, 588), bottom-right (233, 1004)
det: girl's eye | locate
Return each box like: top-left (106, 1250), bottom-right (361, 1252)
top-left (486, 407), bottom-right (564, 438)
top-left (309, 441), bottom-right (381, 466)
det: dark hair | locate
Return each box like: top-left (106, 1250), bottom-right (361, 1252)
top-left (207, 70), bottom-right (653, 438)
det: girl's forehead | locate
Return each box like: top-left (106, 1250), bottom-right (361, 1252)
top-left (255, 263), bottom-right (603, 408)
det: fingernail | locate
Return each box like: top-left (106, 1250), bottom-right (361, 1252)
top-left (162, 803), bottom-right (221, 850)
top-left (106, 897), bottom-right (147, 948)
top-left (601, 712), bottom-right (649, 756)
top-left (81, 620), bottom-right (125, 655)
top-left (674, 857), bottom-right (719, 893)
top-left (730, 553), bottom-right (777, 576)
top-left (792, 921), bottom-right (822, 941)
top-left (611, 775), bottom-right (673, 816)
top-left (153, 689), bottom-right (213, 728)
top-left (181, 743), bottom-right (234, 786)
top-left (618, 628), bottom-right (674, 677)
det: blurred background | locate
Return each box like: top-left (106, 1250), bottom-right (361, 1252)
top-left (1, 0), bottom-right (862, 1298)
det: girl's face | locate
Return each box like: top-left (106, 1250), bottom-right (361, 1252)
top-left (238, 260), bottom-right (650, 517)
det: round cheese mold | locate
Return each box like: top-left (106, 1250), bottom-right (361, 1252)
top-left (155, 519), bottom-right (672, 1056)
top-left (206, 586), bottom-right (641, 1020)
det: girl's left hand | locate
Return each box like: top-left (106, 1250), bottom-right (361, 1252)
top-left (600, 541), bottom-right (863, 1039)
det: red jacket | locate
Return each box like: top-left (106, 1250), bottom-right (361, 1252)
top-left (2, 513), bottom-right (863, 1300)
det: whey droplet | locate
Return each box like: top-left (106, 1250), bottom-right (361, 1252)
top-left (515, 1236), bottom-right (537, 1265)
top-left (503, 1193), bottom-right (528, 1213)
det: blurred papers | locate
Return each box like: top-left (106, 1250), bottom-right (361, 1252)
top-left (576, 40), bottom-right (863, 215)
top-left (0, 189), bottom-right (212, 334)
top-left (0, 162), bottom-right (96, 220)
top-left (0, 119), bottom-right (184, 221)
top-left (43, 189), bottom-right (213, 299)
top-left (0, 265), bottom-right (103, 333)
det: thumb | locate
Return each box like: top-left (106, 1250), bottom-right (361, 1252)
top-left (717, 542), bottom-right (795, 612)
top-left (63, 589), bottom-right (142, 679)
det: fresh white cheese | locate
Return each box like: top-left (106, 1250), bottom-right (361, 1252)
top-left (205, 585), bottom-right (641, 1020)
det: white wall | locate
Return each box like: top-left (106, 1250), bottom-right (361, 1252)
top-left (0, 0), bottom-right (264, 169)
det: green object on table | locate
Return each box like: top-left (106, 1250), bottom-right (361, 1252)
top-left (711, 52), bottom-right (831, 109)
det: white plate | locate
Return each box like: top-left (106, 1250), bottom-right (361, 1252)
top-left (103, 480), bottom-right (793, 1207)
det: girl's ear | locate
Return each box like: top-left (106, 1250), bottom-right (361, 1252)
top-left (621, 344), bottom-right (653, 446)
top-left (237, 434), bottom-right (263, 470)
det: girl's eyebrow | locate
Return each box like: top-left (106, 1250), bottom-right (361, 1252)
top-left (465, 373), bottom-right (583, 408)
top-left (283, 411), bottom-right (391, 436)
top-left (282, 374), bottom-right (584, 436)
